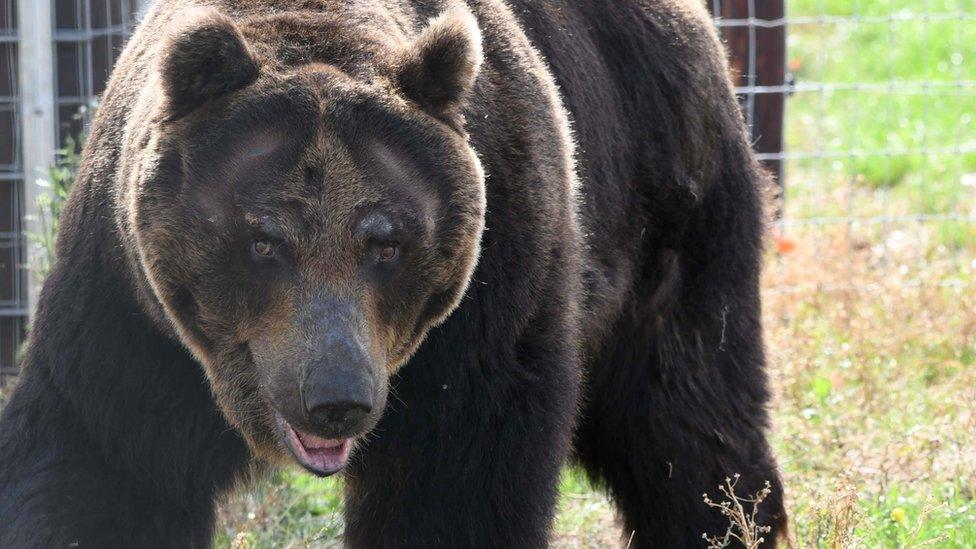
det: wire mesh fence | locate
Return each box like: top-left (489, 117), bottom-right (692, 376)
top-left (0, 0), bottom-right (139, 385)
top-left (0, 0), bottom-right (24, 381)
top-left (711, 0), bottom-right (975, 299)
top-left (54, 0), bottom-right (139, 147)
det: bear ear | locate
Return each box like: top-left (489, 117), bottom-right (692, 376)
top-left (159, 9), bottom-right (260, 119)
top-left (393, 5), bottom-right (483, 118)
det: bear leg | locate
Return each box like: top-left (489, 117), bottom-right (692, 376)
top-left (575, 249), bottom-right (788, 546)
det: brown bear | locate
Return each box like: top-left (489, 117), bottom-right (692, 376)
top-left (0, 0), bottom-right (786, 547)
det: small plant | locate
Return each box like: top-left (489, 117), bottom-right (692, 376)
top-left (702, 474), bottom-right (774, 549)
top-left (29, 136), bottom-right (83, 279)
top-left (904, 504), bottom-right (950, 548)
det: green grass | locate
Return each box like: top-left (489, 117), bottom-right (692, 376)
top-left (784, 0), bottom-right (976, 218)
top-left (216, 471), bottom-right (344, 548)
top-left (764, 244), bottom-right (976, 547)
top-left (857, 485), bottom-right (976, 547)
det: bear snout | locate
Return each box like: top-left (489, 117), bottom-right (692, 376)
top-left (262, 323), bottom-right (386, 475)
top-left (301, 356), bottom-right (376, 438)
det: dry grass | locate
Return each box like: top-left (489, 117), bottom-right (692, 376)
top-left (550, 209), bottom-right (975, 547)
top-left (763, 207), bottom-right (976, 547)
top-left (551, 210), bottom-right (974, 548)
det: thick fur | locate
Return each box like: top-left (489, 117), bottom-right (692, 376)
top-left (393, 5), bottom-right (483, 121)
top-left (0, 0), bottom-right (786, 547)
top-left (160, 10), bottom-right (261, 118)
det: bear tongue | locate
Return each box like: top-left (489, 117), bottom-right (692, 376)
top-left (285, 424), bottom-right (351, 476)
top-left (296, 431), bottom-right (344, 450)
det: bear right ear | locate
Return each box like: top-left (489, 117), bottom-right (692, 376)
top-left (159, 10), bottom-right (260, 119)
top-left (392, 5), bottom-right (483, 123)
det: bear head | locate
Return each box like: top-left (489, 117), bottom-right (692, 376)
top-left (125, 4), bottom-right (485, 476)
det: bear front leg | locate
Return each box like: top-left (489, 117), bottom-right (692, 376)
top-left (342, 306), bottom-right (580, 548)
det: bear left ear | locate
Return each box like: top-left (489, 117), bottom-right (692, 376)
top-left (158, 9), bottom-right (261, 119)
top-left (393, 5), bottom-right (483, 119)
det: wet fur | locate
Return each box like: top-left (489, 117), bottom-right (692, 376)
top-left (0, 0), bottom-right (786, 547)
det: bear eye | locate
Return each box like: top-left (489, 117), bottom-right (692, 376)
top-left (377, 243), bottom-right (399, 263)
top-left (252, 239), bottom-right (275, 258)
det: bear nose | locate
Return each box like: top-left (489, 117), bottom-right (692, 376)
top-left (301, 329), bottom-right (375, 436)
top-left (308, 401), bottom-right (372, 433)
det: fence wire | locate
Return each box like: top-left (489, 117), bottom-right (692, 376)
top-left (0, 0), bottom-right (23, 383)
top-left (55, 0), bottom-right (139, 147)
top-left (0, 0), bottom-right (139, 384)
top-left (711, 0), bottom-right (975, 298)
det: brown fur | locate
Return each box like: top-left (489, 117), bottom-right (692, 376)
top-left (115, 1), bottom-right (490, 458)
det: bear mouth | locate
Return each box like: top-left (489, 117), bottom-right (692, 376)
top-left (281, 421), bottom-right (352, 477)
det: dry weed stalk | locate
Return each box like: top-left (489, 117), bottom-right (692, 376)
top-left (702, 474), bottom-right (773, 549)
top-left (905, 503), bottom-right (950, 548)
top-left (828, 477), bottom-right (859, 549)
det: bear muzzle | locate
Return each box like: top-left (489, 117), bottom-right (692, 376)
top-left (258, 299), bottom-right (387, 476)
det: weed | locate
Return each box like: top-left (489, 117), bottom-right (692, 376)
top-left (702, 475), bottom-right (774, 549)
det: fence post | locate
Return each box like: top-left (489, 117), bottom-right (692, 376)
top-left (17, 0), bottom-right (55, 316)
top-left (709, 0), bottom-right (787, 191)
